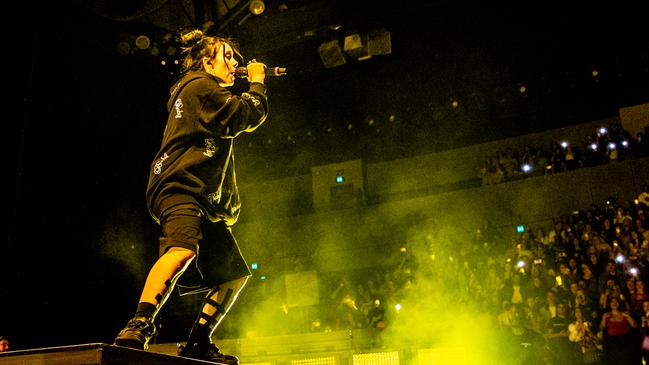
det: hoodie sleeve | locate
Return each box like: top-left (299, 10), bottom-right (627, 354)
top-left (203, 81), bottom-right (269, 138)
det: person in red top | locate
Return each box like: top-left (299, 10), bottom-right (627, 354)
top-left (113, 29), bottom-right (269, 365)
top-left (631, 280), bottom-right (649, 317)
top-left (599, 297), bottom-right (642, 364)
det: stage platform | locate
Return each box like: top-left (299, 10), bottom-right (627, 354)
top-left (0, 343), bottom-right (227, 365)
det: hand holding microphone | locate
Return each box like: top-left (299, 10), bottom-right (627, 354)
top-left (236, 59), bottom-right (286, 82)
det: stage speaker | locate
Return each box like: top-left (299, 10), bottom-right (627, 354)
top-left (368, 28), bottom-right (392, 56)
top-left (318, 40), bottom-right (347, 68)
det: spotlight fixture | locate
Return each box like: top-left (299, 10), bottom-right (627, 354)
top-left (116, 41), bottom-right (131, 55)
top-left (135, 35), bottom-right (151, 50)
top-left (249, 0), bottom-right (265, 15)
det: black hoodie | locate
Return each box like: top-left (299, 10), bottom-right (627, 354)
top-left (146, 71), bottom-right (268, 225)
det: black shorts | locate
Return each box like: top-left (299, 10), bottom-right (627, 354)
top-left (158, 206), bottom-right (251, 294)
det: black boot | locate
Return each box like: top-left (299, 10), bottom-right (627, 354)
top-left (114, 316), bottom-right (157, 350)
top-left (178, 342), bottom-right (239, 365)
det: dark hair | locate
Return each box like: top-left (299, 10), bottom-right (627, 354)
top-left (178, 29), bottom-right (242, 74)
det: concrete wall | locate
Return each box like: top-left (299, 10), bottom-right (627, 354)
top-left (620, 102), bottom-right (649, 138)
top-left (235, 156), bottom-right (648, 275)
top-left (238, 116), bottom-right (624, 220)
top-left (232, 112), bottom-right (647, 278)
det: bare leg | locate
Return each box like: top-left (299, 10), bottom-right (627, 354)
top-left (139, 247), bottom-right (196, 308)
top-left (115, 247), bottom-right (196, 349)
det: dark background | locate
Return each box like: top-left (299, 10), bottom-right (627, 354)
top-left (7, 0), bottom-right (649, 349)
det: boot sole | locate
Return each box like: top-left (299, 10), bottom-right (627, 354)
top-left (114, 338), bottom-right (146, 350)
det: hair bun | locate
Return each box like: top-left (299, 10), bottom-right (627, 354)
top-left (180, 29), bottom-right (204, 46)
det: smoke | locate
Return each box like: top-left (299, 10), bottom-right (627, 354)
top-left (374, 223), bottom-right (524, 365)
top-left (229, 133), bottom-right (531, 363)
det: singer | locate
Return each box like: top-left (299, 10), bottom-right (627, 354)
top-left (114, 29), bottom-right (269, 365)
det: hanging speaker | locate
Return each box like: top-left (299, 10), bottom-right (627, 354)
top-left (368, 28), bottom-right (392, 56)
top-left (318, 40), bottom-right (347, 68)
top-left (344, 33), bottom-right (370, 60)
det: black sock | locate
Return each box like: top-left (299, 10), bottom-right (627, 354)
top-left (135, 302), bottom-right (157, 319)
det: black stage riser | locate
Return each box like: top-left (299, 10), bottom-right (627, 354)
top-left (0, 343), bottom-right (226, 365)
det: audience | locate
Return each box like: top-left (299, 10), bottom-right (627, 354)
top-left (480, 123), bottom-right (648, 186)
top-left (311, 186), bottom-right (648, 364)
top-left (0, 336), bottom-right (9, 353)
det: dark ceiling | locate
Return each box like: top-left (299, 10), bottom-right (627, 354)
top-left (105, 2), bottom-right (646, 176)
top-left (23, 2), bottom-right (649, 174)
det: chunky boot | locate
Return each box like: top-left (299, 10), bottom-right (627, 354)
top-left (114, 316), bottom-right (157, 350)
top-left (178, 342), bottom-right (239, 365)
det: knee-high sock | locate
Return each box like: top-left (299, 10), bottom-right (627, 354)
top-left (186, 286), bottom-right (234, 346)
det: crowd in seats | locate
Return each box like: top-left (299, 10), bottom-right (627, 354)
top-left (320, 256), bottom-right (415, 332)
top-left (480, 123), bottom-right (649, 186)
top-left (317, 185), bottom-right (649, 364)
top-left (492, 192), bottom-right (649, 364)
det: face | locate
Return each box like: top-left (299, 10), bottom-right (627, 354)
top-left (0, 339), bottom-right (8, 352)
top-left (547, 291), bottom-right (556, 302)
top-left (526, 297), bottom-right (535, 307)
top-left (205, 42), bottom-right (238, 87)
top-left (607, 262), bottom-right (616, 272)
top-left (570, 283), bottom-right (578, 293)
top-left (627, 280), bottom-right (636, 290)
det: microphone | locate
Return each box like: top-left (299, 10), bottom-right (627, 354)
top-left (235, 66), bottom-right (287, 78)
